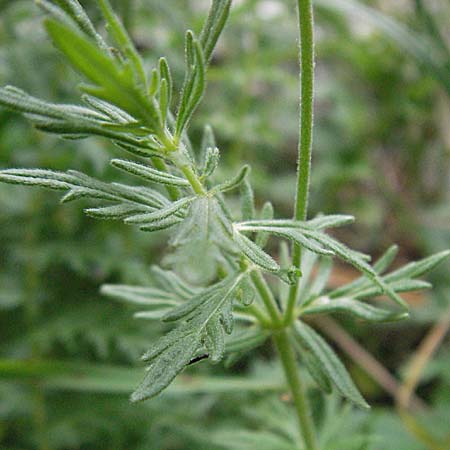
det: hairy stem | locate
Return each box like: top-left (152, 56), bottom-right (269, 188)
top-left (250, 271), bottom-right (283, 327)
top-left (285, 0), bottom-right (315, 324)
top-left (274, 329), bottom-right (319, 450)
top-left (242, 303), bottom-right (272, 327)
top-left (180, 164), bottom-right (207, 195)
top-left (277, 1), bottom-right (318, 447)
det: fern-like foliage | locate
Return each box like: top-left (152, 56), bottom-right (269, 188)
top-left (0, 0), bottom-right (448, 408)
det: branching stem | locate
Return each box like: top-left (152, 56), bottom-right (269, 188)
top-left (250, 271), bottom-right (283, 327)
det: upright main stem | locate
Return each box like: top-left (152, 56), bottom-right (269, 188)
top-left (276, 2), bottom-right (318, 449)
top-left (285, 0), bottom-right (315, 324)
top-left (274, 330), bottom-right (319, 450)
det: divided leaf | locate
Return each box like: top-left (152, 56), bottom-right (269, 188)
top-left (175, 31), bottom-right (206, 138)
top-left (150, 266), bottom-right (199, 300)
top-left (84, 204), bottom-right (149, 220)
top-left (329, 245), bottom-right (399, 299)
top-left (293, 322), bottom-right (370, 409)
top-left (44, 19), bottom-right (160, 129)
top-left (235, 217), bottom-right (409, 310)
top-left (215, 165), bottom-right (250, 193)
top-left (384, 250), bottom-right (450, 282)
top-left (39, 0), bottom-right (108, 50)
top-left (111, 159), bottom-right (190, 187)
top-left (132, 276), bottom-right (243, 401)
top-left (0, 85), bottom-right (158, 157)
top-left (101, 284), bottom-right (179, 307)
top-left (240, 178), bottom-right (255, 221)
top-left (201, 147), bottom-right (220, 179)
top-left (299, 345), bottom-right (333, 394)
top-left (131, 326), bottom-right (199, 402)
top-left (200, 0), bottom-right (232, 63)
top-left (234, 231), bottom-right (280, 273)
top-left (301, 297), bottom-right (408, 322)
top-left (97, 0), bottom-right (147, 89)
top-left (255, 201), bottom-right (274, 248)
top-left (167, 196), bottom-right (235, 284)
top-left (0, 168), bottom-right (179, 226)
top-left (124, 197), bottom-right (194, 227)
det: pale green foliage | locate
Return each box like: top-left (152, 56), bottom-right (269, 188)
top-left (293, 321), bottom-right (369, 409)
top-left (0, 0), bottom-right (448, 416)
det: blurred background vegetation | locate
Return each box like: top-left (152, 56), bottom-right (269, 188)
top-left (0, 0), bottom-right (449, 449)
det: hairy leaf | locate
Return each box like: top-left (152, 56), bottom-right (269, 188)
top-left (132, 276), bottom-right (243, 401)
top-left (293, 322), bottom-right (370, 409)
top-left (301, 297), bottom-right (408, 322)
top-left (44, 20), bottom-right (160, 128)
top-left (175, 31), bottom-right (206, 137)
top-left (384, 250), bottom-right (450, 283)
top-left (255, 201), bottom-right (274, 248)
top-left (200, 0), bottom-right (232, 63)
top-left (111, 159), bottom-right (190, 187)
top-left (101, 284), bottom-right (179, 307)
top-left (201, 146), bottom-right (220, 179)
top-left (50, 0), bottom-right (108, 49)
top-left (97, 0), bottom-right (147, 89)
top-left (240, 178), bottom-right (255, 221)
top-left (216, 165), bottom-right (251, 193)
top-left (296, 342), bottom-right (333, 394)
top-left (125, 197), bottom-right (194, 225)
top-left (234, 231), bottom-right (280, 273)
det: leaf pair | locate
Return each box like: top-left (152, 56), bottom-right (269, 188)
top-left (234, 216), bottom-right (409, 310)
top-left (0, 167), bottom-right (184, 229)
top-left (299, 246), bottom-right (450, 323)
top-left (37, 0), bottom-right (166, 134)
top-left (45, 20), bottom-right (160, 128)
top-left (0, 87), bottom-right (158, 157)
top-left (101, 267), bottom-right (200, 320)
top-left (173, 0), bottom-right (232, 139)
top-left (175, 32), bottom-right (206, 138)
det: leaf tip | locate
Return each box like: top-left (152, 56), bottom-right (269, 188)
top-left (130, 390), bottom-right (146, 403)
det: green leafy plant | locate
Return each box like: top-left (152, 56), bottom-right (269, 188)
top-left (1, 0), bottom-right (448, 448)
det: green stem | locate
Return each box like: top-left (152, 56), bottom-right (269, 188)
top-left (246, 304), bottom-right (272, 327)
top-left (250, 271), bottom-right (282, 327)
top-left (180, 164), bottom-right (207, 195)
top-left (285, 0), bottom-right (315, 325)
top-left (273, 329), bottom-right (319, 450)
top-left (277, 1), bottom-right (318, 448)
